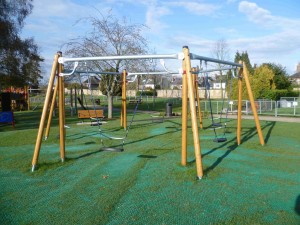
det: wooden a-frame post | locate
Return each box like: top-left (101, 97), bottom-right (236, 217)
top-left (31, 52), bottom-right (67, 171)
top-left (193, 67), bottom-right (202, 129)
top-left (45, 79), bottom-right (59, 140)
top-left (31, 53), bottom-right (59, 171)
top-left (57, 52), bottom-right (66, 162)
top-left (181, 52), bottom-right (188, 166)
top-left (120, 69), bottom-right (127, 129)
top-left (182, 46), bottom-right (203, 179)
top-left (237, 65), bottom-right (243, 145)
top-left (237, 61), bottom-right (265, 146)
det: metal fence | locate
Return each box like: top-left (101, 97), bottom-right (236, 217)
top-left (202, 98), bottom-right (300, 117)
top-left (29, 94), bottom-right (300, 117)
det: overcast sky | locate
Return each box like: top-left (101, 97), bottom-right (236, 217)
top-left (21, 0), bottom-right (300, 79)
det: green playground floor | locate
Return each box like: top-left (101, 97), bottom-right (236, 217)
top-left (0, 110), bottom-right (299, 224)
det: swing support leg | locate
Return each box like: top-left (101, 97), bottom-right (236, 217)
top-left (242, 62), bottom-right (265, 146)
top-left (58, 52), bottom-right (66, 162)
top-left (183, 46), bottom-right (203, 179)
top-left (237, 65), bottom-right (243, 145)
top-left (45, 78), bottom-right (59, 140)
top-left (192, 68), bottom-right (202, 129)
top-left (31, 53), bottom-right (59, 171)
top-left (181, 55), bottom-right (188, 166)
top-left (120, 69), bottom-right (127, 129)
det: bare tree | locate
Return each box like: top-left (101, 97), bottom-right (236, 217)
top-left (63, 10), bottom-right (149, 118)
top-left (211, 38), bottom-right (230, 95)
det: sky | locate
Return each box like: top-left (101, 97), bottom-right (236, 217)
top-left (21, 0), bottom-right (300, 80)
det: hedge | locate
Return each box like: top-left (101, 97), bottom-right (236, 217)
top-left (261, 90), bottom-right (299, 100)
top-left (136, 90), bottom-right (157, 96)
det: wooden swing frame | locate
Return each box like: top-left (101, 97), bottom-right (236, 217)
top-left (31, 48), bottom-right (264, 181)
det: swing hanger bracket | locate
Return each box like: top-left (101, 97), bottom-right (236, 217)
top-left (59, 61), bottom-right (79, 77)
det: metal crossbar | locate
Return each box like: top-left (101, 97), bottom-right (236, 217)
top-left (190, 53), bottom-right (243, 67)
top-left (198, 67), bottom-right (235, 73)
top-left (58, 53), bottom-right (184, 63)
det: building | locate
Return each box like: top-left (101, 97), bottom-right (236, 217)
top-left (290, 62), bottom-right (300, 85)
top-left (83, 76), bottom-right (101, 89)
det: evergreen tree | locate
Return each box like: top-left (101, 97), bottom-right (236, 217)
top-left (252, 65), bottom-right (275, 99)
top-left (262, 63), bottom-right (291, 90)
top-left (0, 0), bottom-right (43, 88)
top-left (234, 51), bottom-right (254, 75)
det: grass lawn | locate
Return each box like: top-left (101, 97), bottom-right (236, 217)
top-left (0, 106), bottom-right (300, 224)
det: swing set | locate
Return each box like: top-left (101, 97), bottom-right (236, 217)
top-left (199, 64), bottom-right (235, 143)
top-left (31, 46), bottom-right (265, 180)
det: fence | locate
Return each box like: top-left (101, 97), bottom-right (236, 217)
top-left (202, 99), bottom-right (300, 117)
top-left (29, 92), bottom-right (300, 117)
top-left (64, 89), bottom-right (226, 99)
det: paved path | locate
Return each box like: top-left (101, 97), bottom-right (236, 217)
top-left (225, 114), bottom-right (300, 123)
top-left (92, 106), bottom-right (300, 123)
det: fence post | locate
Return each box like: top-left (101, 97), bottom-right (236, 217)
top-left (271, 100), bottom-right (273, 111)
top-left (275, 101), bottom-right (278, 117)
top-left (259, 100), bottom-right (261, 114)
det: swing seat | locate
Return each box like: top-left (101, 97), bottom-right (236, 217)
top-left (212, 123), bottom-right (222, 127)
top-left (213, 137), bottom-right (227, 143)
top-left (101, 147), bottom-right (124, 152)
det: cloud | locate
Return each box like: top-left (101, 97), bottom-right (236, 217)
top-left (239, 1), bottom-right (272, 25)
top-left (231, 29), bottom-right (300, 55)
top-left (145, 4), bottom-right (171, 32)
top-left (144, 0), bottom-right (220, 35)
top-left (167, 1), bottom-right (220, 16)
top-left (226, 0), bottom-right (238, 3)
top-left (238, 1), bottom-right (300, 28)
top-left (29, 0), bottom-right (89, 19)
top-left (236, 1), bottom-right (300, 72)
top-left (214, 27), bottom-right (238, 37)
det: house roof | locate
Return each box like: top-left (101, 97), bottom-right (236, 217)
top-left (290, 72), bottom-right (300, 79)
top-left (83, 77), bottom-right (100, 85)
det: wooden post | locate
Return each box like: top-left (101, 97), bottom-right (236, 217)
top-left (62, 66), bottom-right (66, 127)
top-left (242, 62), bottom-right (265, 146)
top-left (193, 68), bottom-right (202, 129)
top-left (183, 46), bottom-right (203, 179)
top-left (80, 85), bottom-right (83, 105)
top-left (237, 64), bottom-right (243, 145)
top-left (25, 85), bottom-right (30, 111)
top-left (70, 88), bottom-right (73, 116)
top-left (181, 55), bottom-right (188, 166)
top-left (44, 79), bottom-right (59, 140)
top-left (58, 52), bottom-right (66, 162)
top-left (121, 70), bottom-right (127, 129)
top-left (74, 87), bottom-right (78, 113)
top-left (31, 54), bottom-right (59, 171)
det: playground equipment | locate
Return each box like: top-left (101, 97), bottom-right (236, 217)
top-left (0, 86), bottom-right (31, 127)
top-left (0, 86), bottom-right (30, 111)
top-left (200, 65), bottom-right (234, 142)
top-left (31, 46), bottom-right (264, 180)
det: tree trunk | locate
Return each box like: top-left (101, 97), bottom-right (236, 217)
top-left (107, 93), bottom-right (113, 119)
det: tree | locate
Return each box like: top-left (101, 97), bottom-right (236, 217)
top-left (99, 68), bottom-right (122, 97)
top-left (252, 65), bottom-right (275, 99)
top-left (230, 64), bottom-right (275, 100)
top-left (211, 39), bottom-right (230, 94)
top-left (0, 0), bottom-right (43, 88)
top-left (262, 63), bottom-right (291, 90)
top-left (211, 38), bottom-right (230, 64)
top-left (234, 51), bottom-right (253, 75)
top-left (64, 10), bottom-right (149, 118)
